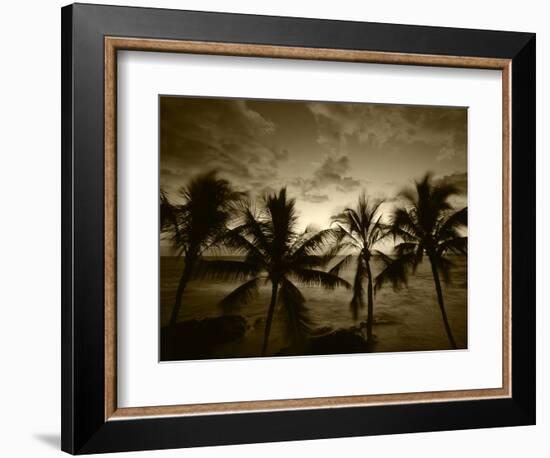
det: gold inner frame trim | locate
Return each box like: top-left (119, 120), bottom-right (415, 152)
top-left (104, 36), bottom-right (512, 421)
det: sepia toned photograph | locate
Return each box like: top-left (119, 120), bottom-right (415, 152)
top-left (159, 95), bottom-right (468, 361)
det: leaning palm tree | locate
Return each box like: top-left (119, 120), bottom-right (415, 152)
top-left (329, 192), bottom-right (386, 346)
top-left (161, 171), bottom-right (244, 326)
top-left (196, 188), bottom-right (351, 356)
top-left (375, 173), bottom-right (467, 349)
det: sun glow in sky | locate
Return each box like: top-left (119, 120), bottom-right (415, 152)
top-left (160, 96), bottom-right (467, 242)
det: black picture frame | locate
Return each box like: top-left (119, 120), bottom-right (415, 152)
top-left (61, 3), bottom-right (536, 454)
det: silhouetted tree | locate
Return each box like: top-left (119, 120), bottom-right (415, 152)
top-left (161, 172), bottom-right (244, 326)
top-left (375, 173), bottom-right (467, 349)
top-left (196, 189), bottom-right (351, 356)
top-left (329, 192), bottom-right (386, 346)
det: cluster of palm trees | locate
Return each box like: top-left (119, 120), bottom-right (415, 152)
top-left (161, 171), bottom-right (467, 356)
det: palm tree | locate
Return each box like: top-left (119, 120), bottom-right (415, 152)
top-left (375, 173), bottom-right (467, 349)
top-left (329, 192), bottom-right (386, 346)
top-left (161, 171), bottom-right (244, 326)
top-left (196, 188), bottom-right (351, 356)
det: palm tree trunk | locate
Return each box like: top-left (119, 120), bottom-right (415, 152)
top-left (169, 258), bottom-right (195, 327)
top-left (428, 255), bottom-right (457, 349)
top-left (261, 282), bottom-right (279, 356)
top-left (365, 260), bottom-right (374, 345)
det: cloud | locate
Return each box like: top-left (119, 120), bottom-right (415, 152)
top-left (306, 102), bottom-right (467, 162)
top-left (301, 193), bottom-right (330, 203)
top-left (254, 184), bottom-right (278, 198)
top-left (437, 172), bottom-right (467, 196)
top-left (160, 97), bottom-right (365, 209)
top-left (435, 172), bottom-right (468, 209)
top-left (314, 156), bottom-right (361, 191)
top-left (436, 146), bottom-right (455, 162)
top-left (160, 97), bottom-right (285, 199)
top-left (273, 148), bottom-right (290, 161)
top-left (291, 155), bottom-right (361, 202)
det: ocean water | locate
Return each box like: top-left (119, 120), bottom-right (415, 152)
top-left (160, 255), bottom-right (467, 357)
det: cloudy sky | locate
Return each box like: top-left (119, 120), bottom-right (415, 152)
top-left (160, 96), bottom-right (467, 232)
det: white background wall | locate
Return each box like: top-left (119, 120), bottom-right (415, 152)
top-left (0, 1), bottom-right (544, 456)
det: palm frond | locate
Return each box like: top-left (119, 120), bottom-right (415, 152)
top-left (165, 171), bottom-right (245, 257)
top-left (219, 277), bottom-right (262, 311)
top-left (374, 250), bottom-right (415, 293)
top-left (367, 215), bottom-right (384, 248)
top-left (438, 236), bottom-right (467, 256)
top-left (365, 199), bottom-right (384, 234)
top-left (290, 268), bottom-right (351, 290)
top-left (331, 193), bottom-right (385, 251)
top-left (212, 226), bottom-right (267, 266)
top-left (194, 259), bottom-right (260, 282)
top-left (393, 241), bottom-right (424, 271)
top-left (239, 206), bottom-right (272, 255)
top-left (264, 188), bottom-right (298, 256)
top-left (289, 254), bottom-right (329, 270)
top-left (332, 208), bottom-right (361, 236)
top-left (290, 228), bottom-right (338, 260)
top-left (391, 208), bottom-right (421, 242)
top-left (331, 224), bottom-right (363, 250)
top-left (437, 207), bottom-right (467, 240)
top-left (328, 253), bottom-right (356, 277)
top-left (415, 174), bottom-right (458, 235)
top-left (307, 237), bottom-right (358, 270)
top-left (278, 278), bottom-right (312, 346)
top-left (394, 242), bottom-right (417, 256)
top-left (371, 224), bottom-right (393, 246)
top-left (160, 189), bottom-right (176, 232)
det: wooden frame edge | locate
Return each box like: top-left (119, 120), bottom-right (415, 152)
top-left (502, 61), bottom-right (512, 402)
top-left (104, 36), bottom-right (512, 421)
top-left (105, 38), bottom-right (117, 420)
top-left (105, 37), bottom-right (510, 69)
top-left (109, 388), bottom-right (510, 420)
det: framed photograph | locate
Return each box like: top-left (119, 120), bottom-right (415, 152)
top-left (61, 3), bottom-right (536, 454)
